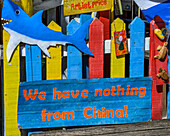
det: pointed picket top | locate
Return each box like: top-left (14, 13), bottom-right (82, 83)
top-left (46, 21), bottom-right (62, 80)
top-left (130, 17), bottom-right (145, 32)
top-left (112, 17), bottom-right (125, 31)
top-left (90, 17), bottom-right (104, 26)
top-left (130, 16), bottom-right (145, 78)
top-left (110, 17), bottom-right (126, 78)
top-left (48, 21), bottom-right (61, 31)
top-left (80, 13), bottom-right (91, 25)
top-left (67, 18), bottom-right (82, 79)
top-left (80, 13), bottom-right (91, 40)
top-left (89, 17), bottom-right (104, 79)
top-left (67, 19), bottom-right (81, 35)
top-left (154, 15), bottom-right (165, 26)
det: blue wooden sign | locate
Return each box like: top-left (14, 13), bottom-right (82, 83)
top-left (18, 77), bottom-right (152, 129)
top-left (130, 17), bottom-right (145, 77)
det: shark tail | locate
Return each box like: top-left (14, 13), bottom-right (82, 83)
top-left (71, 18), bottom-right (94, 56)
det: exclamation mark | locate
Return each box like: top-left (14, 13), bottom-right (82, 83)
top-left (124, 105), bottom-right (128, 117)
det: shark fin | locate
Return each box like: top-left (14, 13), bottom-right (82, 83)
top-left (6, 36), bottom-right (20, 62)
top-left (31, 10), bottom-right (43, 21)
top-left (73, 18), bottom-right (93, 41)
top-left (71, 18), bottom-right (94, 56)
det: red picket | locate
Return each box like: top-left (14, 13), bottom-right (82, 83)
top-left (99, 11), bottom-right (110, 40)
top-left (89, 18), bottom-right (104, 79)
top-left (149, 15), bottom-right (168, 120)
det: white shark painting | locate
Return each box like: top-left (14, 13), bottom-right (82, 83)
top-left (1, 0), bottom-right (94, 62)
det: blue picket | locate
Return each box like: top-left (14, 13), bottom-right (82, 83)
top-left (80, 14), bottom-right (91, 79)
top-left (130, 17), bottom-right (145, 77)
top-left (167, 21), bottom-right (170, 118)
top-left (25, 45), bottom-right (42, 81)
top-left (67, 19), bottom-right (82, 79)
top-left (80, 13), bottom-right (91, 40)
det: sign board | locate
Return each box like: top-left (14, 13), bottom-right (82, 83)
top-left (64, 0), bottom-right (112, 16)
top-left (18, 77), bottom-right (152, 129)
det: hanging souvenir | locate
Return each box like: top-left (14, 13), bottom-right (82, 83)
top-left (114, 23), bottom-right (128, 56)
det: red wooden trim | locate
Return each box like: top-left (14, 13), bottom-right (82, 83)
top-left (151, 80), bottom-right (163, 120)
top-left (150, 16), bottom-right (169, 85)
top-left (149, 16), bottom-right (168, 120)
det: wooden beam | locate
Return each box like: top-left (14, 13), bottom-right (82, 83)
top-left (33, 0), bottom-right (63, 13)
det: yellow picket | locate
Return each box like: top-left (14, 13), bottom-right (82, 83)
top-left (46, 21), bottom-right (62, 80)
top-left (110, 18), bottom-right (126, 78)
top-left (3, 30), bottom-right (20, 136)
top-left (3, 1), bottom-right (33, 135)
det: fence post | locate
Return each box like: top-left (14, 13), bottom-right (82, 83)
top-left (99, 11), bottom-right (110, 78)
top-left (130, 17), bottom-right (145, 77)
top-left (67, 19), bottom-right (82, 79)
top-left (3, 0), bottom-right (33, 135)
top-left (46, 22), bottom-right (62, 80)
top-left (167, 21), bottom-right (170, 118)
top-left (89, 18), bottom-right (104, 79)
top-left (99, 11), bottom-right (110, 40)
top-left (110, 18), bottom-right (126, 78)
top-left (25, 46), bottom-right (42, 81)
top-left (149, 16), bottom-right (168, 120)
top-left (3, 25), bottom-right (21, 136)
top-left (80, 14), bottom-right (91, 79)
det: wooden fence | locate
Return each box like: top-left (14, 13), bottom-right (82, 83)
top-left (1, 5), bottom-right (170, 136)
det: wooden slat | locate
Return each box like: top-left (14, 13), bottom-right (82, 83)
top-left (150, 16), bottom-right (168, 85)
top-left (89, 18), bottom-right (104, 79)
top-left (18, 77), bottom-right (152, 129)
top-left (25, 46), bottom-right (42, 81)
top-left (33, 0), bottom-right (62, 13)
top-left (24, 0), bottom-right (41, 82)
top-left (80, 14), bottom-right (91, 79)
top-left (130, 17), bottom-right (145, 77)
top-left (80, 14), bottom-right (91, 40)
top-left (67, 19), bottom-right (82, 79)
top-left (3, 27), bottom-right (20, 136)
top-left (99, 11), bottom-right (110, 78)
top-left (3, 0), bottom-right (33, 135)
top-left (149, 16), bottom-right (166, 120)
top-left (151, 81), bottom-right (163, 120)
top-left (167, 21), bottom-right (170, 119)
top-left (110, 18), bottom-right (125, 78)
top-left (99, 11), bottom-right (110, 40)
top-left (46, 21), bottom-right (62, 80)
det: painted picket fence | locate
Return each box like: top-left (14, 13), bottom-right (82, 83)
top-left (2, 4), bottom-right (168, 135)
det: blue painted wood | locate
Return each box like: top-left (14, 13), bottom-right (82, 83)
top-left (67, 19), bottom-right (82, 79)
top-left (18, 77), bottom-right (152, 129)
top-left (130, 17), bottom-right (145, 77)
top-left (80, 13), bottom-right (91, 40)
top-left (167, 21), bottom-right (170, 118)
top-left (25, 45), bottom-right (42, 81)
top-left (80, 14), bottom-right (91, 79)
